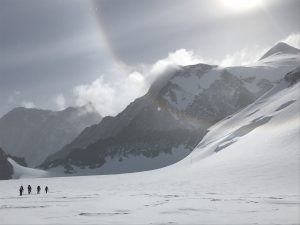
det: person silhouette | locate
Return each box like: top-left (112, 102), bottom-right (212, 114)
top-left (27, 185), bottom-right (32, 195)
top-left (45, 186), bottom-right (48, 194)
top-left (37, 186), bottom-right (41, 194)
top-left (19, 186), bottom-right (24, 196)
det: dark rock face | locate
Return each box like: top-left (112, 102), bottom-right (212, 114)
top-left (41, 92), bottom-right (206, 173)
top-left (285, 67), bottom-right (300, 85)
top-left (0, 148), bottom-right (13, 180)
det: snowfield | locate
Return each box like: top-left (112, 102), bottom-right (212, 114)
top-left (0, 82), bottom-right (299, 224)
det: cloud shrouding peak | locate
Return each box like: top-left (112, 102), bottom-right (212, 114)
top-left (281, 33), bottom-right (300, 49)
top-left (73, 49), bottom-right (199, 117)
top-left (217, 46), bottom-right (268, 67)
top-left (157, 49), bottom-right (201, 66)
top-left (206, 33), bottom-right (300, 67)
top-left (74, 74), bottom-right (146, 117)
top-left (21, 101), bottom-right (36, 109)
top-left (73, 33), bottom-right (300, 117)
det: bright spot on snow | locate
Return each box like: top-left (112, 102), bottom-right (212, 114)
top-left (157, 107), bottom-right (161, 111)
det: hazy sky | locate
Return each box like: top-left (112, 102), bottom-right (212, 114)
top-left (0, 0), bottom-right (299, 117)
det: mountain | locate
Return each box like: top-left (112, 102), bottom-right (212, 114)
top-left (259, 42), bottom-right (300, 60)
top-left (179, 71), bottom-right (300, 194)
top-left (0, 106), bottom-right (102, 167)
top-left (40, 43), bottom-right (299, 175)
top-left (1, 76), bottom-right (298, 224)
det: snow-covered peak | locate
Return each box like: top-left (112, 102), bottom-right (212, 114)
top-left (259, 42), bottom-right (300, 60)
top-left (160, 54), bottom-right (298, 114)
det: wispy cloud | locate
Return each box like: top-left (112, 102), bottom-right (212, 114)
top-left (21, 101), bottom-right (36, 109)
top-left (53, 93), bottom-right (66, 110)
top-left (215, 33), bottom-right (300, 67)
top-left (7, 90), bottom-right (21, 103)
top-left (73, 73), bottom-right (147, 116)
top-left (73, 49), bottom-right (200, 116)
top-left (73, 33), bottom-right (299, 117)
top-left (216, 46), bottom-right (268, 67)
top-left (280, 33), bottom-right (300, 49)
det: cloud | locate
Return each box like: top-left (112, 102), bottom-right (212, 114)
top-left (53, 93), bottom-right (66, 110)
top-left (152, 46), bottom-right (267, 68)
top-left (74, 72), bottom-right (147, 116)
top-left (73, 49), bottom-right (201, 116)
top-left (73, 47), bottom-right (271, 116)
top-left (281, 33), bottom-right (300, 49)
top-left (216, 46), bottom-right (268, 67)
top-left (7, 90), bottom-right (21, 103)
top-left (147, 49), bottom-right (202, 82)
top-left (21, 101), bottom-right (36, 108)
top-left (217, 33), bottom-right (300, 67)
top-left (73, 36), bottom-right (296, 116)
top-left (159, 49), bottom-right (201, 67)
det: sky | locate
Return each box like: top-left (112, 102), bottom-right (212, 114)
top-left (0, 0), bottom-right (299, 117)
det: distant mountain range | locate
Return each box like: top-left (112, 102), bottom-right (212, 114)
top-left (0, 42), bottom-right (298, 178)
top-left (38, 42), bottom-right (300, 175)
top-left (2, 63), bottom-right (299, 180)
top-left (0, 106), bottom-right (101, 167)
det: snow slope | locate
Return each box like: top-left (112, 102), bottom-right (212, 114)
top-left (7, 158), bottom-right (49, 179)
top-left (0, 80), bottom-right (299, 224)
top-left (180, 80), bottom-right (300, 194)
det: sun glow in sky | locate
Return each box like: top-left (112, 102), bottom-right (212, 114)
top-left (220, 0), bottom-right (263, 12)
top-left (0, 0), bottom-right (298, 117)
